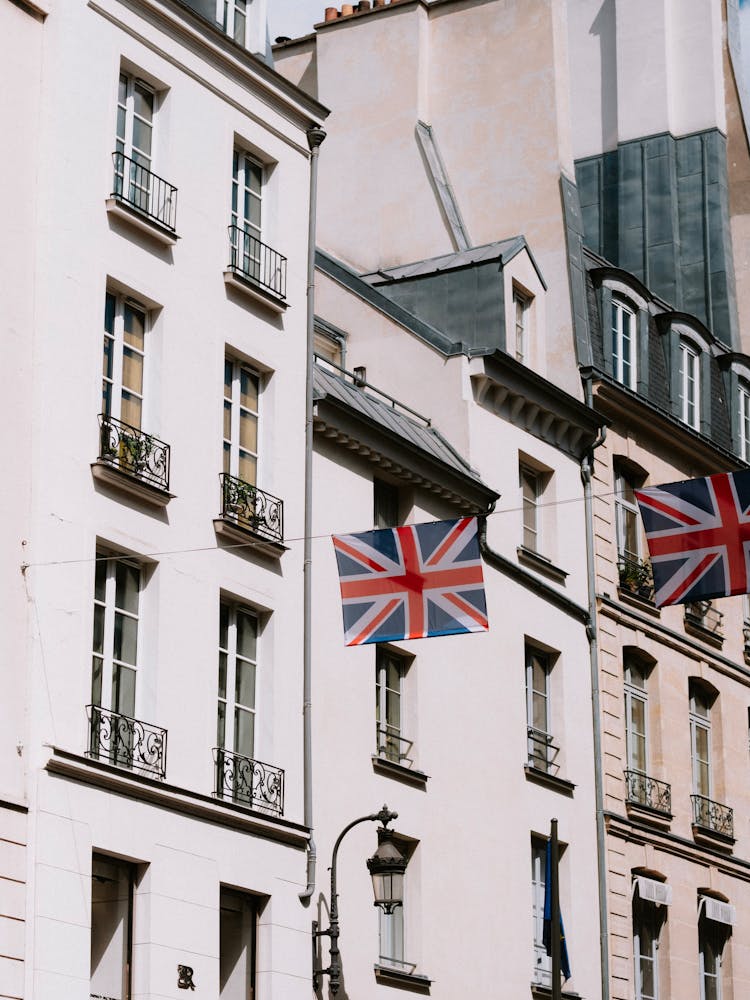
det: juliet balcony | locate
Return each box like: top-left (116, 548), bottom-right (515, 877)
top-left (624, 769), bottom-right (672, 819)
top-left (213, 472), bottom-right (285, 557)
top-left (527, 727), bottom-right (560, 775)
top-left (93, 414), bottom-right (173, 507)
top-left (86, 704), bottom-right (167, 780)
top-left (224, 224), bottom-right (287, 311)
top-left (691, 793), bottom-right (734, 843)
top-left (213, 747), bottom-right (285, 817)
top-left (106, 151), bottom-right (178, 244)
top-left (684, 600), bottom-right (724, 648)
top-left (617, 555), bottom-right (654, 602)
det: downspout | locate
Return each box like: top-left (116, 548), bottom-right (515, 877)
top-left (300, 125), bottom-right (326, 903)
top-left (581, 373), bottom-right (610, 1000)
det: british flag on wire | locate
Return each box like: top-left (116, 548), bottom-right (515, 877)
top-left (332, 516), bottom-right (489, 646)
top-left (635, 470), bottom-right (750, 607)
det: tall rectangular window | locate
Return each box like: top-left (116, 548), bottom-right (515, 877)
top-left (374, 478), bottom-right (400, 529)
top-left (690, 687), bottom-right (712, 800)
top-left (376, 648), bottom-right (406, 764)
top-left (91, 854), bottom-right (133, 1000)
top-left (679, 339), bottom-right (701, 429)
top-left (624, 656), bottom-right (648, 776)
top-left (526, 647), bottom-right (554, 773)
top-left (520, 466), bottom-right (540, 552)
top-left (92, 554), bottom-right (140, 721)
top-left (633, 893), bottom-right (660, 1000)
top-left (739, 382), bottom-right (750, 462)
top-left (378, 838), bottom-right (414, 973)
top-left (531, 840), bottom-right (551, 986)
top-left (615, 469), bottom-right (642, 563)
top-left (513, 287), bottom-right (530, 363)
top-left (217, 602), bottom-right (258, 765)
top-left (699, 911), bottom-right (725, 1000)
top-left (220, 888), bottom-right (258, 1000)
top-left (114, 72), bottom-right (154, 212)
top-left (103, 292), bottom-right (147, 430)
top-left (223, 359), bottom-right (260, 486)
top-left (612, 300), bottom-right (636, 388)
top-left (230, 149), bottom-right (263, 281)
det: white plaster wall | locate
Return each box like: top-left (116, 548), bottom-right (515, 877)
top-left (7, 1), bottom-right (320, 997)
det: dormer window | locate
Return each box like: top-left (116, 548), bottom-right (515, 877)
top-left (739, 381), bottom-right (750, 463)
top-left (679, 338), bottom-right (701, 430)
top-left (612, 299), bottom-right (636, 389)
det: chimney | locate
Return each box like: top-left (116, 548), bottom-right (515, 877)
top-left (341, 3), bottom-right (354, 14)
top-left (324, 6), bottom-right (338, 20)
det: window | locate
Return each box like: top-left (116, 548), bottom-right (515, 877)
top-left (699, 905), bottom-right (729, 1000)
top-left (374, 478), bottom-right (400, 529)
top-left (92, 553), bottom-right (140, 723)
top-left (217, 602), bottom-right (259, 767)
top-left (230, 149), bottom-right (263, 280)
top-left (376, 648), bottom-right (408, 764)
top-left (115, 72), bottom-right (154, 213)
top-left (223, 359), bottom-right (260, 487)
top-left (612, 299), bottom-right (637, 388)
top-left (531, 839), bottom-right (551, 986)
top-left (525, 646), bottom-right (556, 774)
top-left (520, 465), bottom-right (541, 552)
top-left (378, 838), bottom-right (415, 974)
top-left (513, 286), bottom-right (531, 363)
top-left (633, 884), bottom-right (666, 1000)
top-left (615, 468), bottom-right (642, 563)
top-left (220, 888), bottom-right (258, 1000)
top-left (679, 338), bottom-right (701, 429)
top-left (739, 381), bottom-right (750, 463)
top-left (624, 655), bottom-right (648, 777)
top-left (91, 854), bottom-right (133, 1000)
top-left (690, 685), bottom-right (712, 800)
top-left (103, 292), bottom-right (147, 431)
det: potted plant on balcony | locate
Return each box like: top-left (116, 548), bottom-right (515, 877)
top-left (618, 557), bottom-right (653, 599)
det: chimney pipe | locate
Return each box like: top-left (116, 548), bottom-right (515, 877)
top-left (341, 3), bottom-right (354, 14)
top-left (324, 6), bottom-right (338, 20)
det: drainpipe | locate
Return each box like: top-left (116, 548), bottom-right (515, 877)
top-left (300, 125), bottom-right (326, 904)
top-left (581, 373), bottom-right (609, 1000)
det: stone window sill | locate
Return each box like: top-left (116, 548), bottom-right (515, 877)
top-left (524, 765), bottom-right (575, 797)
top-left (517, 546), bottom-right (568, 585)
top-left (371, 755), bottom-right (429, 788)
top-left (374, 964), bottom-right (432, 993)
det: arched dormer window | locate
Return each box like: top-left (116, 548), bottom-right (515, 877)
top-left (739, 379), bottom-right (750, 462)
top-left (678, 336), bottom-right (701, 430)
top-left (656, 314), bottom-right (712, 436)
top-left (591, 269), bottom-right (650, 395)
top-left (715, 353), bottom-right (750, 464)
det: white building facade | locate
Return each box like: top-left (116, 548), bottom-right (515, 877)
top-left (1, 1), bottom-right (326, 998)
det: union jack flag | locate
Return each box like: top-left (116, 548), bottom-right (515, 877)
top-left (635, 470), bottom-right (750, 607)
top-left (332, 517), bottom-right (489, 646)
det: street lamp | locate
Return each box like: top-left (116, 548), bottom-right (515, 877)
top-left (313, 805), bottom-right (406, 995)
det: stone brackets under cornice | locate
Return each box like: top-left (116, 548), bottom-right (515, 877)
top-left (313, 399), bottom-right (498, 516)
top-left (469, 353), bottom-right (606, 460)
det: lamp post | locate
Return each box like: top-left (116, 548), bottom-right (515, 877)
top-left (313, 805), bottom-right (406, 995)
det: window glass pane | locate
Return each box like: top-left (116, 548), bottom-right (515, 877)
top-left (532, 691), bottom-right (547, 732)
top-left (247, 158), bottom-right (262, 196)
top-left (122, 347), bottom-right (143, 396)
top-left (234, 706), bottom-right (254, 758)
top-left (131, 118), bottom-right (152, 158)
top-left (220, 603), bottom-right (229, 650)
top-left (225, 359), bottom-right (233, 394)
top-left (235, 659), bottom-right (256, 710)
top-left (112, 664), bottom-right (136, 717)
top-left (102, 335), bottom-right (114, 381)
top-left (123, 305), bottom-right (145, 351)
top-left (118, 73), bottom-right (128, 106)
top-left (236, 611), bottom-right (257, 661)
top-left (133, 84), bottom-right (154, 122)
top-left (239, 411), bottom-right (258, 455)
top-left (93, 605), bottom-right (105, 656)
top-left (238, 452), bottom-right (257, 486)
top-left (240, 369), bottom-right (259, 411)
top-left (223, 400), bottom-right (232, 443)
top-left (91, 856), bottom-right (132, 1000)
top-left (114, 613), bottom-right (138, 667)
top-left (95, 558), bottom-right (107, 601)
top-left (120, 392), bottom-right (142, 430)
top-left (105, 293), bottom-right (116, 335)
top-left (217, 701), bottom-right (226, 749)
top-left (115, 562), bottom-right (140, 615)
top-left (91, 656), bottom-right (103, 706)
top-left (218, 652), bottom-right (228, 701)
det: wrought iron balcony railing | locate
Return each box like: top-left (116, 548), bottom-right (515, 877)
top-left (375, 725), bottom-right (414, 767)
top-left (213, 748), bottom-right (284, 817)
top-left (219, 473), bottom-right (283, 544)
top-left (692, 794), bottom-right (733, 838)
top-left (624, 769), bottom-right (672, 815)
top-left (685, 601), bottom-right (724, 637)
top-left (227, 224), bottom-right (287, 300)
top-left (617, 555), bottom-right (654, 600)
top-left (86, 704), bottom-right (167, 780)
top-left (98, 414), bottom-right (171, 492)
top-left (527, 727), bottom-right (560, 775)
top-left (112, 151), bottom-right (177, 232)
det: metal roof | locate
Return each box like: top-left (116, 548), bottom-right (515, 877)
top-left (312, 365), bottom-right (495, 500)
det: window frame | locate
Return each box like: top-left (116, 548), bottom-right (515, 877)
top-left (531, 838), bottom-right (552, 986)
top-left (91, 854), bottom-right (134, 1000)
top-left (698, 909), bottom-right (725, 1000)
top-left (739, 379), bottom-right (750, 463)
top-left (512, 285), bottom-right (532, 364)
top-left (615, 466), bottom-right (643, 564)
top-left (612, 298), bottom-right (637, 389)
top-left (624, 656), bottom-right (649, 776)
top-left (632, 890), bottom-right (662, 1000)
top-left (217, 600), bottom-right (260, 764)
top-left (525, 646), bottom-right (555, 774)
top-left (678, 337), bottom-right (701, 430)
top-left (375, 647), bottom-right (409, 765)
top-left (219, 886), bottom-right (259, 1000)
top-left (374, 478), bottom-right (400, 530)
top-left (103, 291), bottom-right (148, 432)
top-left (689, 686), bottom-right (712, 799)
top-left (92, 552), bottom-right (142, 721)
top-left (520, 464), bottom-right (541, 553)
top-left (223, 357), bottom-right (261, 487)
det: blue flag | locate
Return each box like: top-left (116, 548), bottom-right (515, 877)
top-left (542, 839), bottom-right (571, 981)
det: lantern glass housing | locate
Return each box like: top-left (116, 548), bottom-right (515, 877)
top-left (366, 828), bottom-right (407, 914)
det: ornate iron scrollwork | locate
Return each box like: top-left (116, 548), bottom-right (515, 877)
top-left (87, 704), bottom-right (167, 780)
top-left (220, 473), bottom-right (284, 544)
top-left (625, 769), bottom-right (672, 814)
top-left (691, 793), bottom-right (734, 837)
top-left (98, 414), bottom-right (170, 492)
top-left (213, 747), bottom-right (284, 817)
